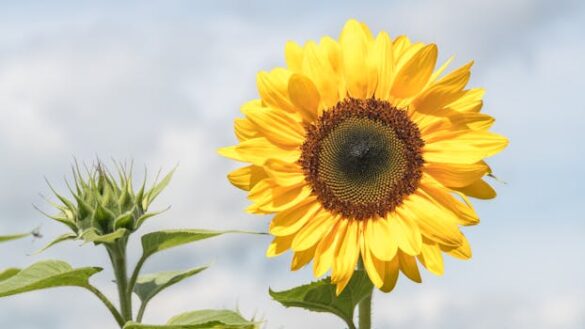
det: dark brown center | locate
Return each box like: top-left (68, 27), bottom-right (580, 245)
top-left (300, 98), bottom-right (424, 220)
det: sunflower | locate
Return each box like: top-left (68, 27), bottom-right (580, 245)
top-left (220, 19), bottom-right (507, 294)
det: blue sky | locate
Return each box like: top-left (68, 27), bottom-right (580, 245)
top-left (0, 1), bottom-right (584, 328)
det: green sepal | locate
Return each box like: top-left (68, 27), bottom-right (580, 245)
top-left (143, 167), bottom-right (176, 209)
top-left (81, 228), bottom-right (127, 244)
top-left (114, 208), bottom-right (136, 230)
top-left (134, 207), bottom-right (171, 230)
top-left (0, 260), bottom-right (102, 298)
top-left (123, 309), bottom-right (258, 329)
top-left (269, 270), bottom-right (373, 329)
top-left (32, 232), bottom-right (78, 254)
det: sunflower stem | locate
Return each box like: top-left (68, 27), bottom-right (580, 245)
top-left (357, 258), bottom-right (372, 329)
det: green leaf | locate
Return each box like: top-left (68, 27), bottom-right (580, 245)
top-left (269, 270), bottom-right (373, 329)
top-left (124, 309), bottom-right (257, 329)
top-left (140, 229), bottom-right (228, 259)
top-left (134, 266), bottom-right (208, 303)
top-left (80, 228), bottom-right (127, 244)
top-left (0, 260), bottom-right (102, 297)
top-left (0, 233), bottom-right (30, 244)
top-left (0, 268), bottom-right (20, 282)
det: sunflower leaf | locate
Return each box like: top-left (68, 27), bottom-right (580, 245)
top-left (134, 266), bottom-right (208, 304)
top-left (0, 260), bottom-right (102, 298)
top-left (123, 309), bottom-right (258, 329)
top-left (140, 229), bottom-right (242, 259)
top-left (269, 270), bottom-right (373, 329)
top-left (0, 268), bottom-right (20, 282)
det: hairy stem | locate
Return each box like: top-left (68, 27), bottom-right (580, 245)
top-left (357, 259), bottom-right (372, 329)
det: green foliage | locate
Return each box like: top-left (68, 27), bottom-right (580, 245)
top-left (124, 310), bottom-right (258, 329)
top-left (269, 270), bottom-right (374, 329)
top-left (0, 232), bottom-right (30, 244)
top-left (0, 260), bottom-right (101, 297)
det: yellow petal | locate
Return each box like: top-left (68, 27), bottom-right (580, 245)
top-left (419, 177), bottom-right (480, 226)
top-left (291, 244), bottom-right (317, 271)
top-left (388, 211), bottom-right (422, 256)
top-left (402, 190), bottom-right (464, 247)
top-left (428, 56), bottom-right (454, 84)
top-left (263, 159), bottom-right (306, 187)
top-left (234, 117), bottom-right (260, 142)
top-left (442, 234), bottom-right (472, 260)
top-left (313, 218), bottom-right (346, 277)
top-left (391, 44), bottom-right (438, 99)
top-left (257, 68), bottom-right (296, 112)
top-left (247, 180), bottom-right (312, 213)
top-left (446, 88), bottom-right (485, 113)
top-left (291, 209), bottom-right (336, 251)
top-left (454, 179), bottom-right (497, 199)
top-left (218, 137), bottom-right (300, 166)
top-left (425, 161), bottom-right (490, 188)
top-left (285, 41), bottom-right (304, 72)
top-left (424, 130), bottom-right (509, 164)
top-left (301, 41), bottom-right (340, 110)
top-left (269, 197), bottom-right (320, 236)
top-left (333, 219), bottom-right (360, 294)
top-left (266, 235), bottom-right (293, 257)
top-left (364, 217), bottom-right (398, 261)
top-left (380, 256), bottom-right (400, 293)
top-left (372, 32), bottom-right (394, 100)
top-left (227, 165), bottom-right (268, 191)
top-left (360, 229), bottom-right (385, 288)
top-left (417, 241), bottom-right (444, 275)
top-left (288, 73), bottom-right (320, 121)
top-left (413, 61), bottom-right (473, 114)
top-left (340, 19), bottom-right (372, 99)
top-left (398, 251), bottom-right (422, 283)
top-left (242, 106), bottom-right (305, 147)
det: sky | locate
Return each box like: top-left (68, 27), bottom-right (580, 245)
top-left (1, 0), bottom-right (584, 328)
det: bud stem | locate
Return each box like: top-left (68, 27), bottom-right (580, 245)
top-left (108, 238), bottom-right (133, 324)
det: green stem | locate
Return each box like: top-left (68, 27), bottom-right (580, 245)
top-left (357, 259), bottom-right (372, 329)
top-left (108, 239), bottom-right (133, 323)
top-left (85, 284), bottom-right (125, 327)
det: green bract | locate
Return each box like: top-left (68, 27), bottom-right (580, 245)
top-left (43, 163), bottom-right (174, 246)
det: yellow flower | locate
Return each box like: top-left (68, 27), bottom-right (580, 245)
top-left (220, 19), bottom-right (508, 294)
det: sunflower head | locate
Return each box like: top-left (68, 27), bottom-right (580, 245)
top-left (220, 19), bottom-right (508, 294)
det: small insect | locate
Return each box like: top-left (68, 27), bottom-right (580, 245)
top-left (31, 226), bottom-right (43, 239)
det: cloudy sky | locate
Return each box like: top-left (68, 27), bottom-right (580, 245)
top-left (1, 0), bottom-right (584, 328)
